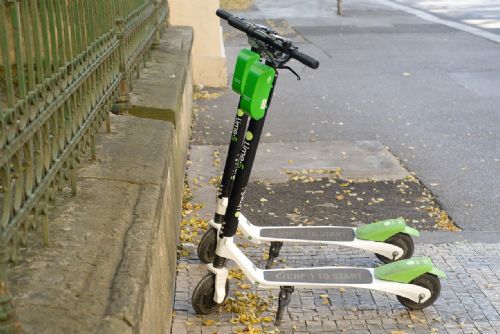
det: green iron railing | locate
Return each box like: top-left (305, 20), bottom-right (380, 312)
top-left (0, 0), bottom-right (168, 331)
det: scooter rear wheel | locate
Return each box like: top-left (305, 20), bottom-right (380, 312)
top-left (192, 272), bottom-right (229, 314)
top-left (197, 228), bottom-right (218, 263)
top-left (397, 273), bottom-right (441, 310)
top-left (376, 233), bottom-right (414, 263)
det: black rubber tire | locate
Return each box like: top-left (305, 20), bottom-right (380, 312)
top-left (397, 273), bottom-right (441, 310)
top-left (192, 273), bottom-right (230, 315)
top-left (197, 228), bottom-right (218, 263)
top-left (376, 233), bottom-right (414, 263)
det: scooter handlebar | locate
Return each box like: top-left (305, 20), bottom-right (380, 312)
top-left (216, 8), bottom-right (232, 20)
top-left (290, 49), bottom-right (319, 69)
top-left (216, 9), bottom-right (319, 69)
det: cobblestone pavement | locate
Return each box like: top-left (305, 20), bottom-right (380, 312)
top-left (171, 239), bottom-right (500, 334)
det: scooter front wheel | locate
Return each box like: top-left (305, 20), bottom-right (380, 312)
top-left (376, 233), bottom-right (414, 263)
top-left (197, 228), bottom-right (218, 263)
top-left (397, 273), bottom-right (441, 310)
top-left (192, 272), bottom-right (229, 314)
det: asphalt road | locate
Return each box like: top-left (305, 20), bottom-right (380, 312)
top-left (200, 0), bottom-right (500, 232)
top-left (391, 0), bottom-right (500, 36)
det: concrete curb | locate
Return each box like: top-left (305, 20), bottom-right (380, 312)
top-left (98, 27), bottom-right (194, 334)
top-left (94, 122), bottom-right (173, 333)
top-left (130, 26), bottom-right (194, 127)
top-left (96, 123), bottom-right (173, 333)
top-left (418, 231), bottom-right (500, 244)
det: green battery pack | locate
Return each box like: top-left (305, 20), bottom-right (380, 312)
top-left (232, 49), bottom-right (260, 94)
top-left (240, 62), bottom-right (275, 120)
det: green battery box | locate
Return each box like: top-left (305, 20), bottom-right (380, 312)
top-left (232, 49), bottom-right (260, 94)
top-left (240, 62), bottom-right (275, 120)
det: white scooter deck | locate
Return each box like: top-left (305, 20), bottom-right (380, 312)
top-left (208, 236), bottom-right (431, 304)
top-left (209, 214), bottom-right (404, 260)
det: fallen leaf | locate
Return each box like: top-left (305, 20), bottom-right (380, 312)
top-left (202, 319), bottom-right (216, 326)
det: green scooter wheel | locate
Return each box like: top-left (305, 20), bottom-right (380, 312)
top-left (376, 233), bottom-right (414, 263)
top-left (197, 228), bottom-right (218, 263)
top-left (397, 273), bottom-right (441, 309)
top-left (192, 272), bottom-right (229, 314)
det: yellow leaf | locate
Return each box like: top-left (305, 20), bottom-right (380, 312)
top-left (202, 319), bottom-right (216, 326)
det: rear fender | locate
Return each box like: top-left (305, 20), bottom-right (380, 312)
top-left (374, 257), bottom-right (447, 284)
top-left (356, 218), bottom-right (420, 242)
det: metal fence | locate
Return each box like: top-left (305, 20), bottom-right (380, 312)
top-left (0, 0), bottom-right (168, 330)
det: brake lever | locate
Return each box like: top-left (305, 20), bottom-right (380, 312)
top-left (280, 66), bottom-right (301, 81)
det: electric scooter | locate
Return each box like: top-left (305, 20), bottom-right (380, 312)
top-left (192, 9), bottom-right (446, 325)
top-left (197, 21), bottom-right (419, 269)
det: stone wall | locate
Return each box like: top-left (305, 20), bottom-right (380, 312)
top-left (8, 26), bottom-right (194, 334)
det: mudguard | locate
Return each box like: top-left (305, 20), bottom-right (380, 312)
top-left (355, 218), bottom-right (419, 242)
top-left (374, 257), bottom-right (447, 283)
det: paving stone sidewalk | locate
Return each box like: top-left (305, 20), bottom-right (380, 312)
top-left (171, 241), bottom-right (500, 334)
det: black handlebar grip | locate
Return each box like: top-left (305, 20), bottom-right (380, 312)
top-left (228, 16), bottom-right (250, 33)
top-left (216, 9), bottom-right (232, 20)
top-left (290, 49), bottom-right (320, 69)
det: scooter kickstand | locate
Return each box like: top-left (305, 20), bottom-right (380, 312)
top-left (275, 286), bottom-right (294, 326)
top-left (266, 241), bottom-right (283, 269)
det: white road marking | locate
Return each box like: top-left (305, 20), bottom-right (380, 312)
top-left (375, 0), bottom-right (500, 44)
